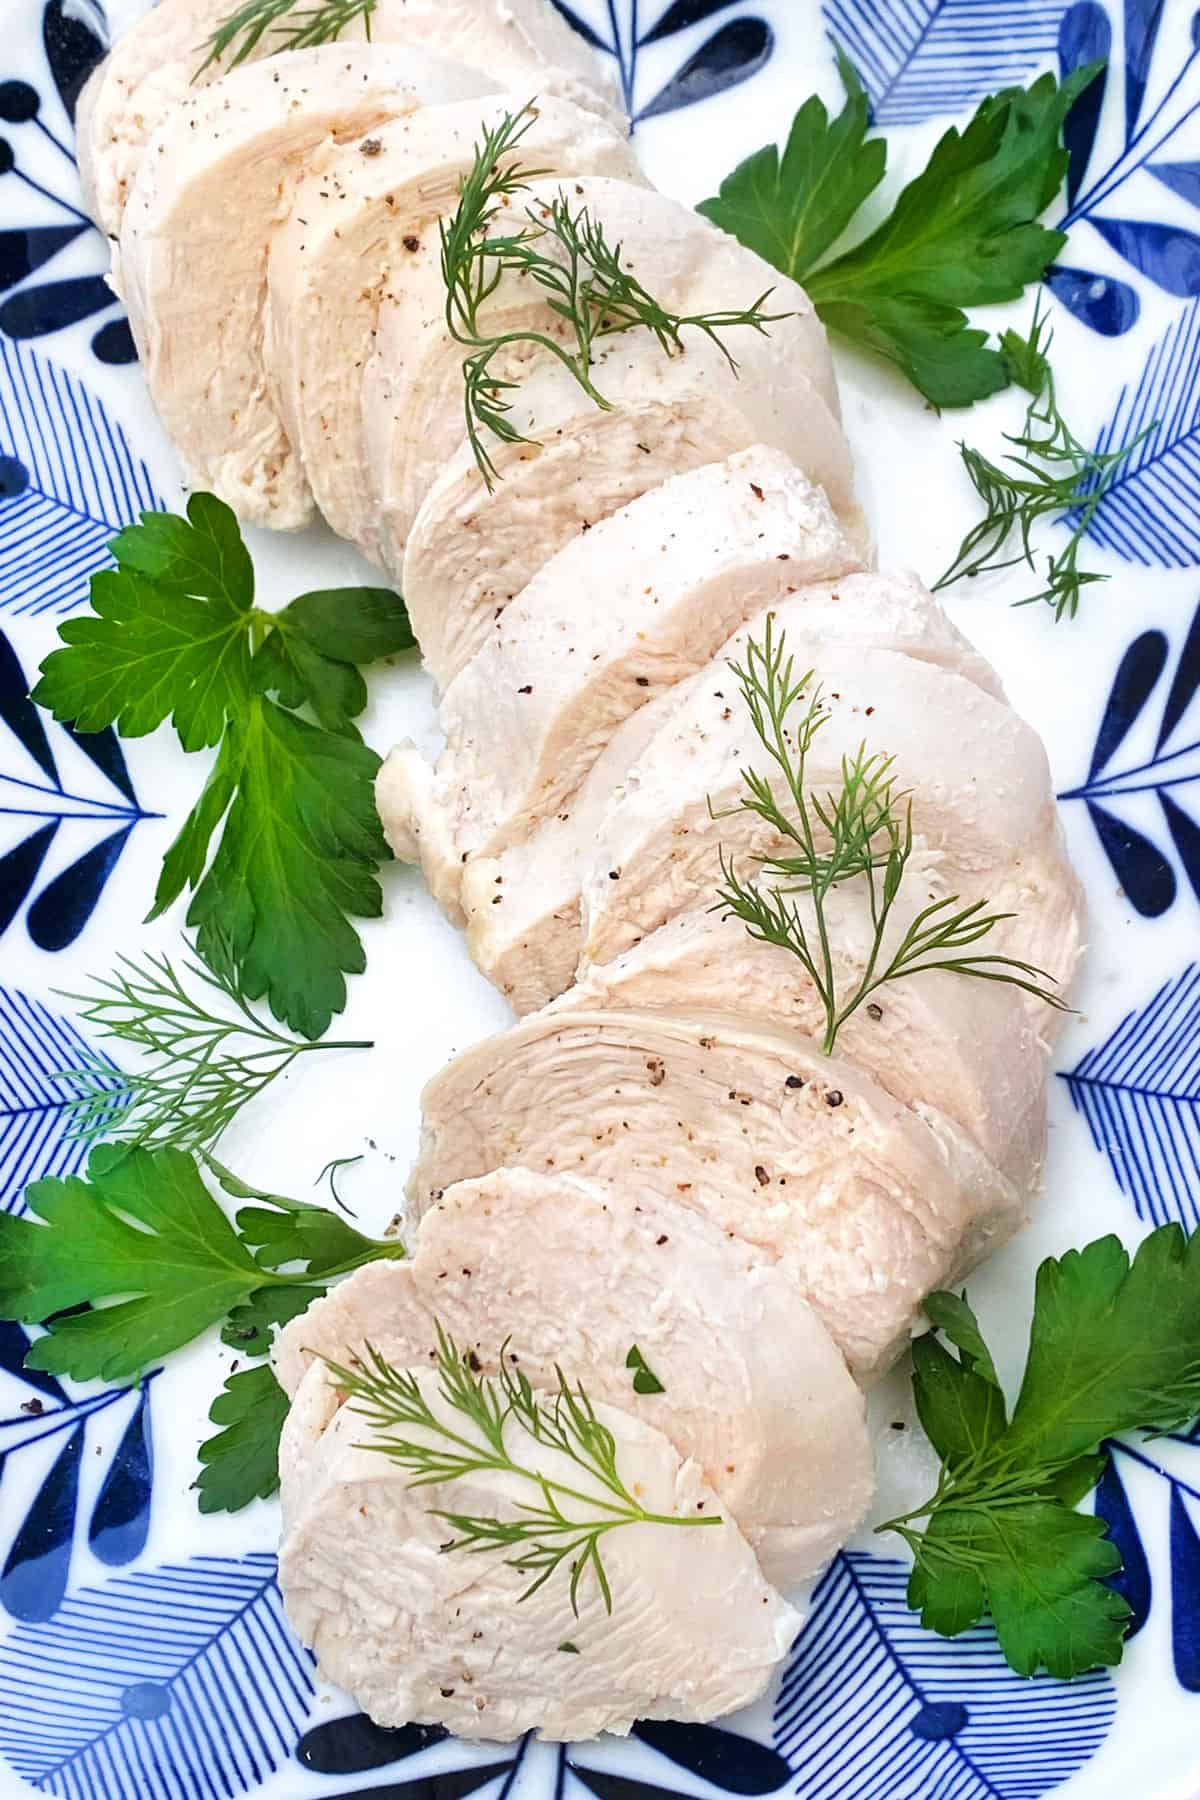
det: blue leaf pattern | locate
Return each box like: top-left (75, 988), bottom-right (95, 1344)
top-left (1062, 963), bottom-right (1200, 1226)
top-left (1060, 2), bottom-right (1111, 203)
top-left (0, 1424), bottom-right (83, 1622)
top-left (1093, 1454), bottom-right (1152, 1635)
top-left (1123, 0), bottom-right (1166, 140)
top-left (0, 984), bottom-right (126, 1215)
top-left (552, 0), bottom-right (773, 121)
top-left (819, 0), bottom-right (1072, 125)
top-left (773, 1553), bottom-right (1116, 1799)
top-left (0, 1553), bottom-right (314, 1800)
top-left (1081, 299), bottom-right (1200, 564)
top-left (1169, 1485), bottom-right (1200, 1689)
top-left (0, 336), bottom-right (162, 615)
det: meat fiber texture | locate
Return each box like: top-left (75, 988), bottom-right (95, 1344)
top-left (77, 0), bottom-right (620, 238)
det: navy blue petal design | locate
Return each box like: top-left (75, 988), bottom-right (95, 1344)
top-left (819, 0), bottom-right (1072, 125)
top-left (1157, 600), bottom-right (1200, 751)
top-left (772, 1552), bottom-right (1115, 1799)
top-left (637, 18), bottom-right (772, 121)
top-left (26, 821), bottom-right (135, 950)
top-left (1089, 215), bottom-right (1200, 297)
top-left (639, 0), bottom-right (739, 45)
top-left (0, 985), bottom-right (125, 1215)
top-left (0, 1424), bottom-right (82, 1622)
top-left (0, 274), bottom-right (116, 339)
top-left (548, 0), bottom-right (610, 52)
top-left (0, 626), bottom-right (56, 781)
top-left (0, 335), bottom-right (163, 615)
top-left (0, 822), bottom-right (59, 936)
top-left (1151, 159), bottom-right (1200, 206)
top-left (1086, 799), bottom-right (1177, 915)
top-left (0, 1322), bottom-right (65, 1401)
top-left (1124, 0), bottom-right (1166, 141)
top-left (297, 1716), bottom-right (448, 1774)
top-left (1088, 628), bottom-right (1167, 779)
top-left (632, 1721), bottom-right (790, 1794)
top-left (1094, 1454), bottom-right (1152, 1635)
top-left (329, 1766), bottom-right (514, 1800)
top-left (88, 1384), bottom-right (153, 1566)
top-left (0, 81), bottom-right (41, 124)
top-left (1043, 262), bottom-right (1140, 335)
top-left (1170, 1486), bottom-right (1200, 1689)
top-left (0, 223), bottom-right (87, 294)
top-left (42, 0), bottom-right (107, 121)
top-left (572, 1766), bottom-right (711, 1800)
top-left (1160, 790), bottom-right (1200, 900)
top-left (1062, 962), bottom-right (1200, 1227)
top-left (91, 317), bottom-right (137, 364)
top-left (0, 1553), bottom-right (314, 1800)
top-left (1059, 2), bottom-right (1110, 204)
top-left (66, 722), bottom-right (138, 805)
top-left (1082, 300), bottom-right (1200, 565)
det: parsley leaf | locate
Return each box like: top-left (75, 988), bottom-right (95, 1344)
top-left (699, 62), bottom-right (1103, 407)
top-left (196, 1363), bottom-right (290, 1513)
top-left (33, 500), bottom-right (413, 1038)
top-left (883, 1226), bottom-right (1200, 1677)
top-left (221, 1284), bottom-right (321, 1356)
top-left (625, 1343), bottom-right (666, 1395)
top-left (0, 1144), bottom-right (280, 1381)
top-left (208, 1156), bottom-right (406, 1275)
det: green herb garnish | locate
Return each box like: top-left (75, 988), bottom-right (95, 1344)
top-left (196, 0), bottom-right (376, 76)
top-left (442, 104), bottom-right (783, 486)
top-left (935, 301), bottom-right (1151, 618)
top-left (327, 1327), bottom-right (719, 1613)
top-left (883, 1226), bottom-right (1200, 1677)
top-left (698, 57), bottom-right (1102, 407)
top-left (32, 495), bottom-right (414, 1038)
top-left (625, 1343), bottom-right (666, 1395)
top-left (56, 946), bottom-right (370, 1153)
top-left (715, 617), bottom-right (1064, 1051)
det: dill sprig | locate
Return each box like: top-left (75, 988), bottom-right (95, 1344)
top-left (440, 104), bottom-right (785, 487)
top-left (196, 0), bottom-right (375, 76)
top-left (715, 616), bottom-right (1066, 1052)
top-left (935, 301), bottom-right (1150, 620)
top-left (56, 947), bottom-right (371, 1153)
top-left (326, 1325), bottom-right (719, 1614)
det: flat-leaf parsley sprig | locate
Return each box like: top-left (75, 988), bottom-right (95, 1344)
top-left (882, 1226), bottom-right (1200, 1678)
top-left (935, 301), bottom-right (1152, 619)
top-left (715, 616), bottom-right (1064, 1051)
top-left (327, 1326), bottom-right (719, 1614)
top-left (56, 944), bottom-right (371, 1153)
top-left (441, 104), bottom-right (784, 486)
top-left (197, 0), bottom-right (376, 76)
top-left (698, 56), bottom-right (1103, 407)
top-left (33, 495), bottom-right (416, 1039)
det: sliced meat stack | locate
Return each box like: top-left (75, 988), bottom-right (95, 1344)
top-left (81, 0), bottom-right (1084, 1744)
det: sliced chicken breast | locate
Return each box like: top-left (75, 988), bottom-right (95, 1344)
top-left (578, 645), bottom-right (1083, 1003)
top-left (279, 1360), bottom-right (799, 1740)
top-left (378, 447), bottom-right (861, 909)
top-left (272, 1167), bottom-right (874, 1587)
top-left (402, 306), bottom-right (868, 691)
top-left (366, 179), bottom-right (846, 572)
top-left (114, 48), bottom-right (495, 528)
top-left (78, 0), bottom-right (618, 238)
top-left (456, 580), bottom-right (1027, 1013)
top-left (268, 112), bottom-right (642, 558)
top-left (552, 882), bottom-right (1047, 1190)
top-left (409, 1008), bottom-right (1023, 1375)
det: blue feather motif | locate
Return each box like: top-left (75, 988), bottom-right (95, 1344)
top-left (0, 1553), bottom-right (314, 1800)
top-left (551, 0), bottom-right (773, 123)
top-left (1062, 964), bottom-right (1200, 1227)
top-left (0, 985), bottom-right (125, 1215)
top-left (773, 1552), bottom-right (1115, 1800)
top-left (1091, 1437), bottom-right (1200, 1689)
top-left (818, 0), bottom-right (1072, 125)
top-left (0, 337), bottom-right (162, 616)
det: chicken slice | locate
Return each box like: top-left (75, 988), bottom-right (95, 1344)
top-left (401, 302), bottom-right (867, 691)
top-left (272, 1167), bottom-right (874, 1587)
top-left (409, 1008), bottom-right (1023, 1376)
top-left (552, 882), bottom-right (1047, 1191)
top-left (113, 48), bottom-right (495, 529)
top-left (365, 179), bottom-right (846, 573)
top-left (379, 447), bottom-right (861, 908)
top-left (78, 0), bottom-right (618, 238)
top-left (268, 115), bottom-right (642, 558)
top-left (456, 577), bottom-right (1023, 1013)
top-left (278, 1360), bottom-right (799, 1740)
top-left (578, 645), bottom-right (1083, 1008)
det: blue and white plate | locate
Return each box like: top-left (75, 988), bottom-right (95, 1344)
top-left (3, 1), bottom-right (1200, 1796)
